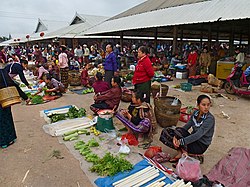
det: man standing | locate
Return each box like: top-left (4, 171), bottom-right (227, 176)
top-left (83, 44), bottom-right (90, 64)
top-left (104, 44), bottom-right (117, 87)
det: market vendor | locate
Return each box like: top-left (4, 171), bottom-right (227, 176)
top-left (81, 63), bottom-right (91, 87)
top-left (161, 95), bottom-right (215, 163)
top-left (92, 72), bottom-right (110, 94)
top-left (132, 46), bottom-right (154, 103)
top-left (44, 74), bottom-right (65, 96)
top-left (90, 76), bottom-right (122, 113)
top-left (116, 90), bottom-right (157, 143)
top-left (35, 64), bottom-right (49, 80)
top-left (4, 59), bottom-right (32, 89)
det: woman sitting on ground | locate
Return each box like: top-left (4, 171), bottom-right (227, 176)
top-left (116, 90), bottom-right (157, 143)
top-left (35, 64), bottom-right (49, 81)
top-left (162, 94), bottom-right (215, 163)
top-left (44, 74), bottom-right (65, 96)
top-left (90, 76), bottom-right (122, 113)
top-left (92, 72), bottom-right (110, 94)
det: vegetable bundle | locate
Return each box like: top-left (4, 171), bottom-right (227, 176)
top-left (49, 106), bottom-right (86, 123)
top-left (90, 152), bottom-right (133, 176)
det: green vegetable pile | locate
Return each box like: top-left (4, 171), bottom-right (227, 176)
top-left (49, 106), bottom-right (86, 123)
top-left (26, 93), bottom-right (44, 104)
top-left (90, 152), bottom-right (133, 176)
top-left (82, 87), bottom-right (94, 94)
top-left (74, 139), bottom-right (133, 176)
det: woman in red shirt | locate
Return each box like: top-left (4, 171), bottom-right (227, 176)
top-left (187, 47), bottom-right (198, 77)
top-left (132, 46), bottom-right (154, 103)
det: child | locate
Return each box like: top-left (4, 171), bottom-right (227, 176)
top-left (92, 72), bottom-right (110, 94)
top-left (81, 63), bottom-right (91, 87)
top-left (90, 76), bottom-right (122, 113)
top-left (44, 74), bottom-right (65, 96)
top-left (116, 90), bottom-right (157, 143)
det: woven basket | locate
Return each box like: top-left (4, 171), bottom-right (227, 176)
top-left (68, 70), bottom-right (81, 86)
top-left (154, 96), bottom-right (182, 114)
top-left (151, 84), bottom-right (169, 97)
top-left (0, 86), bottom-right (21, 108)
top-left (154, 107), bottom-right (180, 127)
top-left (121, 92), bottom-right (132, 102)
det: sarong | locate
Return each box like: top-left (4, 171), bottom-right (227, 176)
top-left (0, 106), bottom-right (16, 147)
top-left (60, 67), bottom-right (69, 88)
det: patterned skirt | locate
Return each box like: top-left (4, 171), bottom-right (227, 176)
top-left (0, 106), bottom-right (17, 147)
top-left (60, 67), bottom-right (69, 88)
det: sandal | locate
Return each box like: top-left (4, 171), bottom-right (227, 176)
top-left (1, 139), bottom-right (16, 149)
top-left (138, 142), bottom-right (151, 149)
top-left (169, 157), bottom-right (180, 163)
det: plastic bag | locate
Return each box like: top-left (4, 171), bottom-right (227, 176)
top-left (121, 133), bottom-right (139, 146)
top-left (171, 98), bottom-right (179, 106)
top-left (144, 146), bottom-right (162, 158)
top-left (176, 154), bottom-right (202, 182)
top-left (118, 144), bottom-right (130, 154)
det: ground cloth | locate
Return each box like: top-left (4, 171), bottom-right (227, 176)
top-left (95, 159), bottom-right (173, 187)
top-left (206, 147), bottom-right (250, 187)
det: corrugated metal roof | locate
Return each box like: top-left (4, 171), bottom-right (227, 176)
top-left (34, 19), bottom-right (69, 33)
top-left (110, 0), bottom-right (208, 20)
top-left (83, 0), bottom-right (250, 36)
top-left (28, 14), bottom-right (109, 41)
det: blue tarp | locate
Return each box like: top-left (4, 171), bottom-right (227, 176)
top-left (95, 159), bottom-right (173, 187)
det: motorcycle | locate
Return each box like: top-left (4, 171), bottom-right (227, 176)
top-left (224, 62), bottom-right (250, 95)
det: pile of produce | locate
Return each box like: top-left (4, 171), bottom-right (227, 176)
top-left (74, 140), bottom-right (133, 176)
top-left (82, 87), bottom-right (94, 94)
top-left (49, 106), bottom-right (86, 123)
top-left (125, 72), bottom-right (134, 81)
top-left (90, 152), bottom-right (133, 176)
top-left (26, 93), bottom-right (44, 104)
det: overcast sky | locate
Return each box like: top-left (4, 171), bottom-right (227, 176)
top-left (0, 0), bottom-right (146, 37)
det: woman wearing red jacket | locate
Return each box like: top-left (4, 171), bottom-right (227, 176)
top-left (132, 46), bottom-right (154, 103)
top-left (187, 47), bottom-right (198, 77)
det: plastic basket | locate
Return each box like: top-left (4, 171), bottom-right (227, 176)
top-left (180, 83), bottom-right (192, 92)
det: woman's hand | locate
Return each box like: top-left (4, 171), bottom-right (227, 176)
top-left (173, 136), bottom-right (180, 148)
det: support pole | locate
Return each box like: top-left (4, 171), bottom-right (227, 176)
top-left (154, 27), bottom-right (158, 49)
top-left (120, 32), bottom-right (123, 51)
top-left (173, 26), bottom-right (178, 54)
top-left (229, 28), bottom-right (234, 55)
top-left (208, 24), bottom-right (212, 50)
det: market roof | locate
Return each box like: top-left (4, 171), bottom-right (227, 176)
top-left (82, 0), bottom-right (250, 39)
top-left (70, 12), bottom-right (109, 26)
top-left (29, 13), bottom-right (109, 41)
top-left (34, 19), bottom-right (69, 33)
top-left (110, 0), bottom-right (208, 20)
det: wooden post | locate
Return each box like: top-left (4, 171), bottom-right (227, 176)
top-left (72, 38), bottom-right (78, 49)
top-left (200, 30), bottom-right (203, 47)
top-left (248, 32), bottom-right (250, 53)
top-left (180, 29), bottom-right (184, 51)
top-left (120, 32), bottom-right (123, 51)
top-left (208, 24), bottom-right (212, 50)
top-left (154, 27), bottom-right (158, 49)
top-left (173, 26), bottom-right (178, 54)
top-left (229, 28), bottom-right (234, 55)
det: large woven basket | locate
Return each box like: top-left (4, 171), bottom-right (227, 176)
top-left (68, 70), bottom-right (81, 86)
top-left (151, 84), bottom-right (169, 97)
top-left (154, 107), bottom-right (180, 127)
top-left (154, 96), bottom-right (182, 114)
top-left (0, 86), bottom-right (21, 108)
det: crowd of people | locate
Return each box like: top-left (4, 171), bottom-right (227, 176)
top-left (3, 40), bottom-right (244, 162)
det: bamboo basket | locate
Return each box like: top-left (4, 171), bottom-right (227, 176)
top-left (154, 96), bottom-right (181, 114)
top-left (154, 107), bottom-right (180, 127)
top-left (68, 70), bottom-right (81, 86)
top-left (151, 84), bottom-right (169, 97)
top-left (0, 86), bottom-right (21, 108)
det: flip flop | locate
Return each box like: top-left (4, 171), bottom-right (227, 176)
top-left (138, 142), bottom-right (151, 149)
top-left (1, 139), bottom-right (16, 149)
top-left (169, 157), bottom-right (180, 163)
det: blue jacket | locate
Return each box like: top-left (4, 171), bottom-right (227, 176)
top-left (104, 52), bottom-right (117, 71)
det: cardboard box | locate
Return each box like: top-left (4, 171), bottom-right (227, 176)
top-left (176, 72), bottom-right (188, 79)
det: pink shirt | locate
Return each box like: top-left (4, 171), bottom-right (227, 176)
top-left (59, 52), bottom-right (68, 68)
